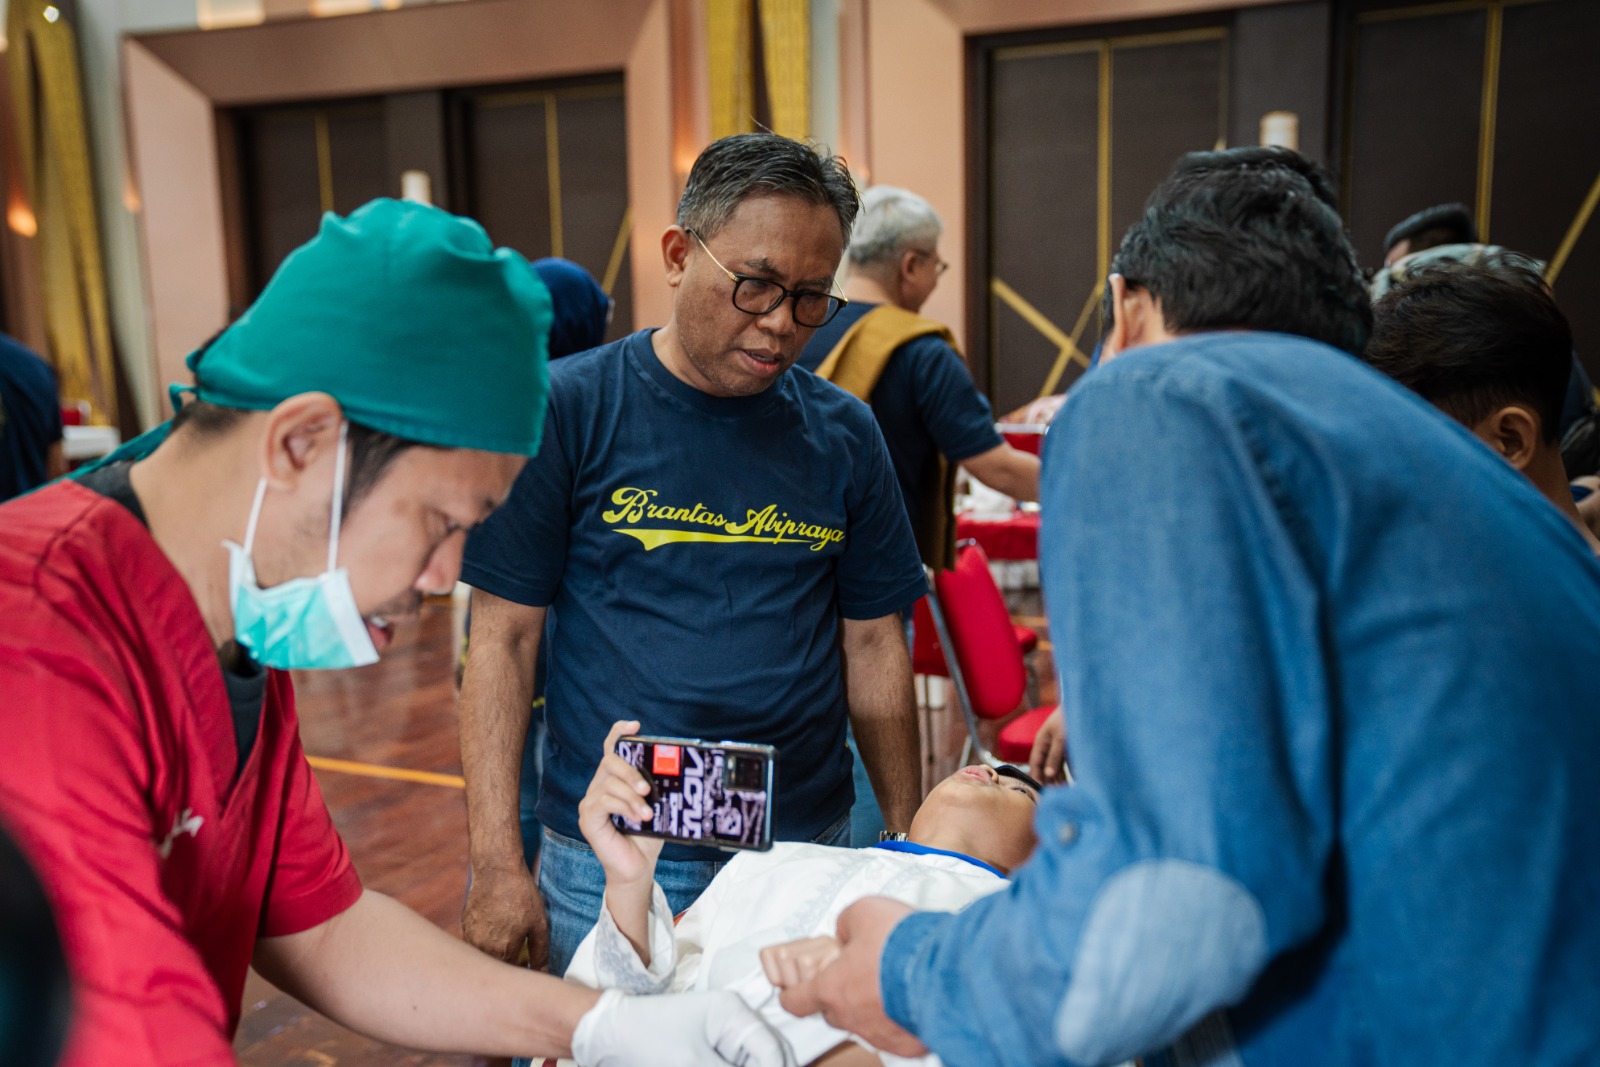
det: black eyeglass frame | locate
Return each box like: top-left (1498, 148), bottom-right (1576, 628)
top-left (685, 227), bottom-right (848, 329)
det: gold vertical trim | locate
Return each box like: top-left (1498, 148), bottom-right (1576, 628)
top-left (1215, 28), bottom-right (1230, 151)
top-left (1545, 168), bottom-right (1600, 287)
top-left (601, 205), bottom-right (634, 296)
top-left (1475, 3), bottom-right (1503, 241)
top-left (313, 110), bottom-right (334, 214)
top-left (545, 96), bottom-right (564, 259)
top-left (1097, 42), bottom-right (1112, 282)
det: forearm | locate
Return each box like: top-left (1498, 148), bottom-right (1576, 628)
top-left (256, 889), bottom-right (600, 1058)
top-left (46, 439), bottom-right (68, 480)
top-left (458, 596), bottom-right (542, 869)
top-left (962, 444), bottom-right (1041, 503)
top-left (603, 877), bottom-right (656, 965)
top-left (842, 618), bottom-right (921, 831)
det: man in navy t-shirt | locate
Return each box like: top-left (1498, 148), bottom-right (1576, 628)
top-left (0, 333), bottom-right (65, 502)
top-left (458, 133), bottom-right (927, 981)
top-left (801, 186), bottom-right (1039, 550)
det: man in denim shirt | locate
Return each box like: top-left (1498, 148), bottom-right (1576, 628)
top-left (775, 147), bottom-right (1600, 1065)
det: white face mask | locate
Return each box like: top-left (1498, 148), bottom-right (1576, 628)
top-left (223, 421), bottom-right (379, 670)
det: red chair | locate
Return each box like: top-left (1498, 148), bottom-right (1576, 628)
top-left (924, 541), bottom-right (1057, 767)
top-left (912, 594), bottom-right (1036, 678)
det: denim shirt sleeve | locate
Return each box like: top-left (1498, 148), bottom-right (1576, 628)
top-left (878, 359), bottom-right (1337, 1067)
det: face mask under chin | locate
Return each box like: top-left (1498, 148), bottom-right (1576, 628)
top-left (223, 420), bottom-right (380, 670)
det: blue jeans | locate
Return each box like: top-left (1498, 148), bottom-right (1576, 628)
top-left (845, 724), bottom-right (885, 848)
top-left (842, 617), bottom-right (912, 848)
top-left (518, 716), bottom-right (546, 868)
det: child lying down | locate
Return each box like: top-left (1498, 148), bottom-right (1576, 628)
top-left (562, 721), bottom-right (1041, 1067)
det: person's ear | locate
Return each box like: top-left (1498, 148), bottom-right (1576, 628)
top-left (1101, 275), bottom-right (1136, 363)
top-left (899, 248), bottom-right (921, 287)
top-left (1477, 405), bottom-right (1542, 472)
top-left (661, 226), bottom-right (693, 288)
top-left (261, 393), bottom-right (343, 491)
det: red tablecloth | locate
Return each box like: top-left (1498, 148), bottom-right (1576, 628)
top-left (955, 511), bottom-right (1039, 561)
top-left (1000, 426), bottom-right (1045, 456)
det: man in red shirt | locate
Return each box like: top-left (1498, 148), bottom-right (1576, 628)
top-left (0, 199), bottom-right (789, 1067)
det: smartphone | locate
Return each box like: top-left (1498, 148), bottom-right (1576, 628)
top-left (611, 735), bottom-right (776, 852)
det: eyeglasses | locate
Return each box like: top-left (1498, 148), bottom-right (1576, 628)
top-left (914, 249), bottom-right (949, 276)
top-left (686, 228), bottom-right (848, 329)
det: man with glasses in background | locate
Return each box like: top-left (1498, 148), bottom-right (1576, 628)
top-left (801, 186), bottom-right (1040, 565)
top-left (798, 186), bottom-right (1048, 841)
top-left (457, 134), bottom-right (927, 994)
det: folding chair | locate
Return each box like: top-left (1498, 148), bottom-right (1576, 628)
top-left (923, 541), bottom-right (1057, 768)
top-left (911, 592), bottom-right (1037, 678)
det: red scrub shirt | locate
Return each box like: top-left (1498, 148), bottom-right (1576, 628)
top-left (0, 481), bottom-right (363, 1066)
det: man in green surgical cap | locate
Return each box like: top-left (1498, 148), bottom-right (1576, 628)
top-left (0, 199), bottom-right (792, 1067)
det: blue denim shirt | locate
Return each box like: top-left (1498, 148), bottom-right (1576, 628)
top-left (879, 331), bottom-right (1600, 1066)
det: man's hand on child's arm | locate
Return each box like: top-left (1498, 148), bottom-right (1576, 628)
top-left (761, 935), bottom-right (841, 991)
top-left (774, 898), bottom-right (926, 1058)
top-left (578, 720), bottom-right (665, 963)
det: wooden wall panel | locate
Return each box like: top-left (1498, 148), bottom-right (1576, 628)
top-left (1344, 10), bottom-right (1485, 264)
top-left (553, 90), bottom-right (634, 343)
top-left (240, 110), bottom-right (325, 297)
top-left (1492, 0), bottom-right (1600, 369)
top-left (988, 48), bottom-right (1099, 416)
top-left (237, 101), bottom-right (388, 296)
top-left (325, 106), bottom-right (392, 217)
top-left (459, 96), bottom-right (556, 263)
top-left (979, 22), bottom-right (1227, 415)
top-left (1110, 37), bottom-right (1227, 250)
top-left (456, 81), bottom-right (632, 346)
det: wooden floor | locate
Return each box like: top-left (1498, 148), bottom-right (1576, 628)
top-left (234, 587), bottom-right (1054, 1066)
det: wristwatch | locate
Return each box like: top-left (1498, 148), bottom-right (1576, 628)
top-left (878, 831), bottom-right (909, 842)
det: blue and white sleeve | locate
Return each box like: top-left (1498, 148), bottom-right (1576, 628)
top-left (879, 366), bottom-right (1337, 1067)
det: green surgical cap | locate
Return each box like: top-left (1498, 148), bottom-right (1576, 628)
top-left (190, 198), bottom-right (551, 456)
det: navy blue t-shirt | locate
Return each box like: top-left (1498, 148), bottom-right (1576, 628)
top-left (800, 303), bottom-right (1003, 532)
top-left (0, 334), bottom-right (63, 502)
top-left (462, 330), bottom-right (925, 857)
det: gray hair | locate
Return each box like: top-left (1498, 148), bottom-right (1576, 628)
top-left (847, 186), bottom-right (942, 267)
top-left (677, 132), bottom-right (860, 244)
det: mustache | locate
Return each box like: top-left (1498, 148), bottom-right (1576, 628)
top-left (367, 590), bottom-right (424, 620)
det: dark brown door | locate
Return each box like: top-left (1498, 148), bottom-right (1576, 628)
top-left (977, 24), bottom-right (1229, 417)
top-left (451, 78), bottom-right (633, 345)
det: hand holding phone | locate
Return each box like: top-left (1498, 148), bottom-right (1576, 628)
top-left (577, 720), bottom-right (666, 887)
top-left (610, 735), bottom-right (776, 852)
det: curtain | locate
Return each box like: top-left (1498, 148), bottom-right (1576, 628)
top-left (757, 0), bottom-right (809, 140)
top-left (6, 0), bottom-right (117, 426)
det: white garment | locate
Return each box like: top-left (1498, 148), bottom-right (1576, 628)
top-left (564, 842), bottom-right (1008, 1067)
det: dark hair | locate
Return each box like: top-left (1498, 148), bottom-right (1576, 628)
top-left (1561, 413), bottom-right (1600, 478)
top-left (1167, 146), bottom-right (1341, 210)
top-left (1365, 260), bottom-right (1572, 442)
top-left (0, 823), bottom-right (70, 1067)
top-left (996, 763), bottom-right (1044, 794)
top-left (170, 400), bottom-right (431, 509)
top-left (1106, 147), bottom-right (1371, 355)
top-left (1384, 203), bottom-right (1478, 258)
top-left (677, 132), bottom-right (861, 245)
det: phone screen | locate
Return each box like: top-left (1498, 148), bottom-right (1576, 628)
top-left (611, 735), bottom-right (775, 851)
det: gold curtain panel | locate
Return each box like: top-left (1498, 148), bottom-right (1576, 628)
top-left (758, 0), bottom-right (809, 140)
top-left (6, 1), bottom-right (118, 426)
top-left (707, 0), bottom-right (755, 141)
